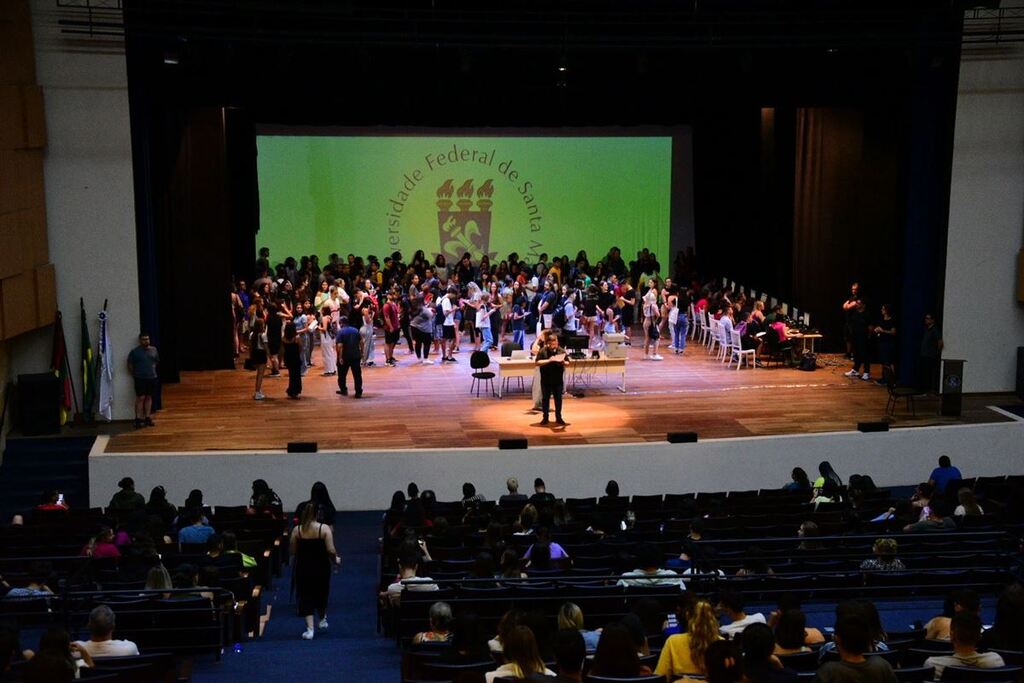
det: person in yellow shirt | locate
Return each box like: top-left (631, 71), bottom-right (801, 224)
top-left (655, 600), bottom-right (722, 679)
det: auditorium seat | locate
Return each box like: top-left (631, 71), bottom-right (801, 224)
top-left (894, 666), bottom-right (935, 683)
top-left (940, 665), bottom-right (1023, 682)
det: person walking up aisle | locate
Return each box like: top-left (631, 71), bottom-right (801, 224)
top-left (290, 502), bottom-right (341, 640)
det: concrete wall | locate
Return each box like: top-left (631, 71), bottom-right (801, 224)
top-left (90, 419), bottom-right (1024, 511)
top-left (8, 3), bottom-right (140, 421)
top-left (943, 44), bottom-right (1024, 393)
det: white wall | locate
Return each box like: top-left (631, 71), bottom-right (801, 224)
top-left (90, 420), bottom-right (1024, 511)
top-left (8, 3), bottom-right (140, 420)
top-left (944, 44), bottom-right (1024, 393)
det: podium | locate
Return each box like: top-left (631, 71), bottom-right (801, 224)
top-left (940, 359), bottom-right (966, 417)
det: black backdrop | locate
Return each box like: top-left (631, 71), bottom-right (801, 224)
top-left (124, 0), bottom-right (963, 384)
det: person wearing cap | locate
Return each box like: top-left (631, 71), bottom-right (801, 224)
top-left (107, 478), bottom-right (145, 515)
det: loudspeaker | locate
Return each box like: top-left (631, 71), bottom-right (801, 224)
top-left (17, 373), bottom-right (60, 436)
top-left (667, 432), bottom-right (698, 443)
top-left (857, 421), bottom-right (889, 433)
top-left (498, 438), bottom-right (528, 450)
top-left (287, 441), bottom-right (317, 453)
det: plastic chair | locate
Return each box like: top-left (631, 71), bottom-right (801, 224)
top-left (469, 351), bottom-right (496, 397)
top-left (728, 329), bottom-right (755, 370)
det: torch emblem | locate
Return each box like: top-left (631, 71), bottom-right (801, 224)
top-left (437, 178), bottom-right (496, 262)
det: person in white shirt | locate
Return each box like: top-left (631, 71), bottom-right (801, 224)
top-left (475, 294), bottom-right (493, 351)
top-left (563, 292), bottom-right (578, 333)
top-left (717, 591), bottom-right (766, 638)
top-left (925, 612), bottom-right (1004, 679)
top-left (616, 544), bottom-right (685, 590)
top-left (73, 605), bottom-right (140, 658)
top-left (383, 554), bottom-right (438, 607)
top-left (440, 287), bottom-right (459, 362)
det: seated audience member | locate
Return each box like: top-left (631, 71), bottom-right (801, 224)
top-left (221, 530), bottom-right (257, 569)
top-left (859, 538), bottom-right (906, 572)
top-left (1, 563), bottom-right (53, 599)
top-left (178, 508), bottom-right (215, 546)
top-left (248, 479), bottom-right (283, 515)
top-left (741, 623), bottom-right (798, 683)
top-left (817, 602), bottom-right (889, 661)
top-left (524, 527), bottom-right (569, 563)
top-left (796, 521), bottom-right (822, 551)
top-left (145, 565), bottom-right (173, 598)
top-left (383, 552), bottom-right (438, 606)
top-left (599, 479), bottom-right (624, 505)
top-left (107, 477), bottom-right (145, 515)
top-left (664, 592), bottom-right (699, 637)
top-left (488, 609), bottom-right (525, 654)
top-left (672, 519), bottom-right (707, 566)
top-left (954, 488), bottom-right (984, 517)
top-left (768, 595), bottom-right (825, 645)
top-left (924, 612), bottom-right (1004, 679)
top-left (903, 505), bottom-right (955, 533)
top-left (35, 489), bottom-right (69, 513)
top-left (928, 455), bottom-right (962, 495)
top-left (484, 625), bottom-right (555, 682)
top-left (439, 612), bottom-right (491, 663)
top-left (25, 628), bottom-right (87, 683)
top-left (910, 482), bottom-right (934, 519)
top-left (413, 601), bottom-right (453, 644)
top-left (557, 602), bottom-right (601, 651)
top-left (460, 482), bottom-right (486, 508)
top-left (538, 628), bottom-right (585, 683)
top-left (498, 548), bottom-right (527, 580)
top-left (718, 590), bottom-right (766, 638)
top-left (204, 534), bottom-right (242, 571)
top-left (656, 600), bottom-right (722, 678)
top-left (145, 486), bottom-right (177, 529)
top-left (784, 467), bottom-right (811, 492)
top-left (925, 589), bottom-right (980, 641)
top-left (513, 504), bottom-right (538, 536)
top-left (73, 606), bottom-right (139, 657)
top-left (773, 610), bottom-right (811, 655)
top-left (0, 620), bottom-right (30, 677)
top-left (815, 614), bottom-right (897, 683)
top-left (980, 584), bottom-right (1024, 651)
top-left (588, 622), bottom-right (653, 678)
top-left (617, 543), bottom-right (684, 589)
top-left (499, 477), bottom-right (528, 505)
top-left (528, 478), bottom-right (556, 508)
top-left (705, 639), bottom-right (745, 683)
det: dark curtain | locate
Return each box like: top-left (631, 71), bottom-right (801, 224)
top-left (792, 107), bottom-right (904, 353)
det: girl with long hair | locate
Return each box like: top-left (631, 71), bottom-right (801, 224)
top-left (290, 500), bottom-right (341, 640)
top-left (590, 622), bottom-right (651, 677)
top-left (319, 305), bottom-right (337, 376)
top-left (249, 317), bottom-right (268, 400)
top-left (282, 321), bottom-right (302, 398)
top-left (485, 625), bottom-right (554, 682)
top-left (655, 600), bottom-right (721, 678)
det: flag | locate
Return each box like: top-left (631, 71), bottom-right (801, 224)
top-left (97, 304), bottom-right (114, 422)
top-left (50, 310), bottom-right (72, 425)
top-left (80, 299), bottom-right (95, 420)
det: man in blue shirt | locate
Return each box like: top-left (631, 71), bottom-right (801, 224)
top-left (178, 509), bottom-right (215, 546)
top-left (335, 315), bottom-right (363, 398)
top-left (929, 455), bottom-right (962, 494)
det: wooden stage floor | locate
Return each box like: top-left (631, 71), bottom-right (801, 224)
top-left (103, 343), bottom-right (1015, 454)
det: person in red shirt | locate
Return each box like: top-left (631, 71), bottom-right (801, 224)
top-left (382, 291), bottom-right (401, 367)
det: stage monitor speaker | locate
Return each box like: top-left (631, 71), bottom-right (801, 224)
top-left (17, 373), bottom-right (60, 436)
top-left (287, 441), bottom-right (317, 453)
top-left (499, 438), bottom-right (528, 450)
top-left (667, 432), bottom-right (698, 443)
top-left (857, 421), bottom-right (889, 433)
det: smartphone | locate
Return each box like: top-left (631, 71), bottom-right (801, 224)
top-left (57, 493), bottom-right (64, 505)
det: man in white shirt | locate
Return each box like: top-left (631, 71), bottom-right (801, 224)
top-left (74, 605), bottom-right (140, 658)
top-left (616, 544), bottom-right (685, 590)
top-left (717, 591), bottom-right (766, 638)
top-left (440, 287), bottom-right (458, 362)
top-left (384, 554), bottom-right (438, 607)
top-left (925, 612), bottom-right (1005, 679)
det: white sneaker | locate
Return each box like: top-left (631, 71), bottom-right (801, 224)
top-left (301, 628), bottom-right (314, 640)
top-left (861, 373), bottom-right (871, 381)
top-left (318, 618), bottom-right (329, 631)
top-left (667, 345), bottom-right (676, 351)
top-left (421, 359), bottom-right (435, 365)
top-left (651, 354), bottom-right (664, 361)
top-left (254, 391), bottom-right (265, 401)
top-left (844, 370), bottom-right (858, 377)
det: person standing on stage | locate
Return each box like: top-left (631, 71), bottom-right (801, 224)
top-left (382, 290), bottom-right (401, 367)
top-left (335, 315), bottom-right (364, 398)
top-left (441, 286), bottom-right (459, 363)
top-left (919, 313), bottom-right (943, 394)
top-left (127, 333), bottom-right (159, 428)
top-left (535, 333), bottom-right (569, 426)
top-left (250, 318), bottom-right (269, 400)
top-left (282, 322), bottom-right (302, 399)
top-left (842, 282), bottom-right (860, 359)
top-left (844, 299), bottom-right (872, 381)
top-left (319, 305), bottom-right (337, 377)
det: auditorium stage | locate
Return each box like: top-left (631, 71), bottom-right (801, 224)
top-left (101, 345), bottom-right (1014, 454)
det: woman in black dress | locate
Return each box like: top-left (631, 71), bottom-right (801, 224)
top-left (282, 322), bottom-right (302, 399)
top-left (290, 502), bottom-right (340, 640)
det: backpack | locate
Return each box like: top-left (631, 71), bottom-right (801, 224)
top-left (551, 299), bottom-right (567, 328)
top-left (798, 353), bottom-right (817, 371)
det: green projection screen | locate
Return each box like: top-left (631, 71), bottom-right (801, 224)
top-left (256, 134), bottom-right (674, 266)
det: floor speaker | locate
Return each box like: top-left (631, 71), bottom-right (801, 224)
top-left (667, 432), bottom-right (698, 443)
top-left (499, 438), bottom-right (528, 450)
top-left (857, 421), bottom-right (889, 433)
top-left (287, 441), bottom-right (317, 453)
top-left (17, 373), bottom-right (60, 436)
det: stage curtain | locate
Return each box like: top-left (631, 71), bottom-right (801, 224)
top-left (792, 107), bottom-right (902, 353)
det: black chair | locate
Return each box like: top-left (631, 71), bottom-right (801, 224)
top-left (894, 666), bottom-right (935, 683)
top-left (469, 351), bottom-right (496, 398)
top-left (499, 341), bottom-right (522, 357)
top-left (421, 659), bottom-right (495, 683)
top-left (777, 651), bottom-right (820, 672)
top-left (585, 675), bottom-right (666, 683)
top-left (905, 647), bottom-right (953, 667)
top-left (884, 365), bottom-right (916, 416)
top-left (866, 649), bottom-right (902, 668)
top-left (989, 650), bottom-right (1024, 666)
top-left (940, 665), bottom-right (1022, 682)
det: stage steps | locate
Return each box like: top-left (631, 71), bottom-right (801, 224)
top-left (0, 436), bottom-right (95, 520)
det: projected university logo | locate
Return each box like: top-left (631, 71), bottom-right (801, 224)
top-left (436, 179), bottom-right (497, 263)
